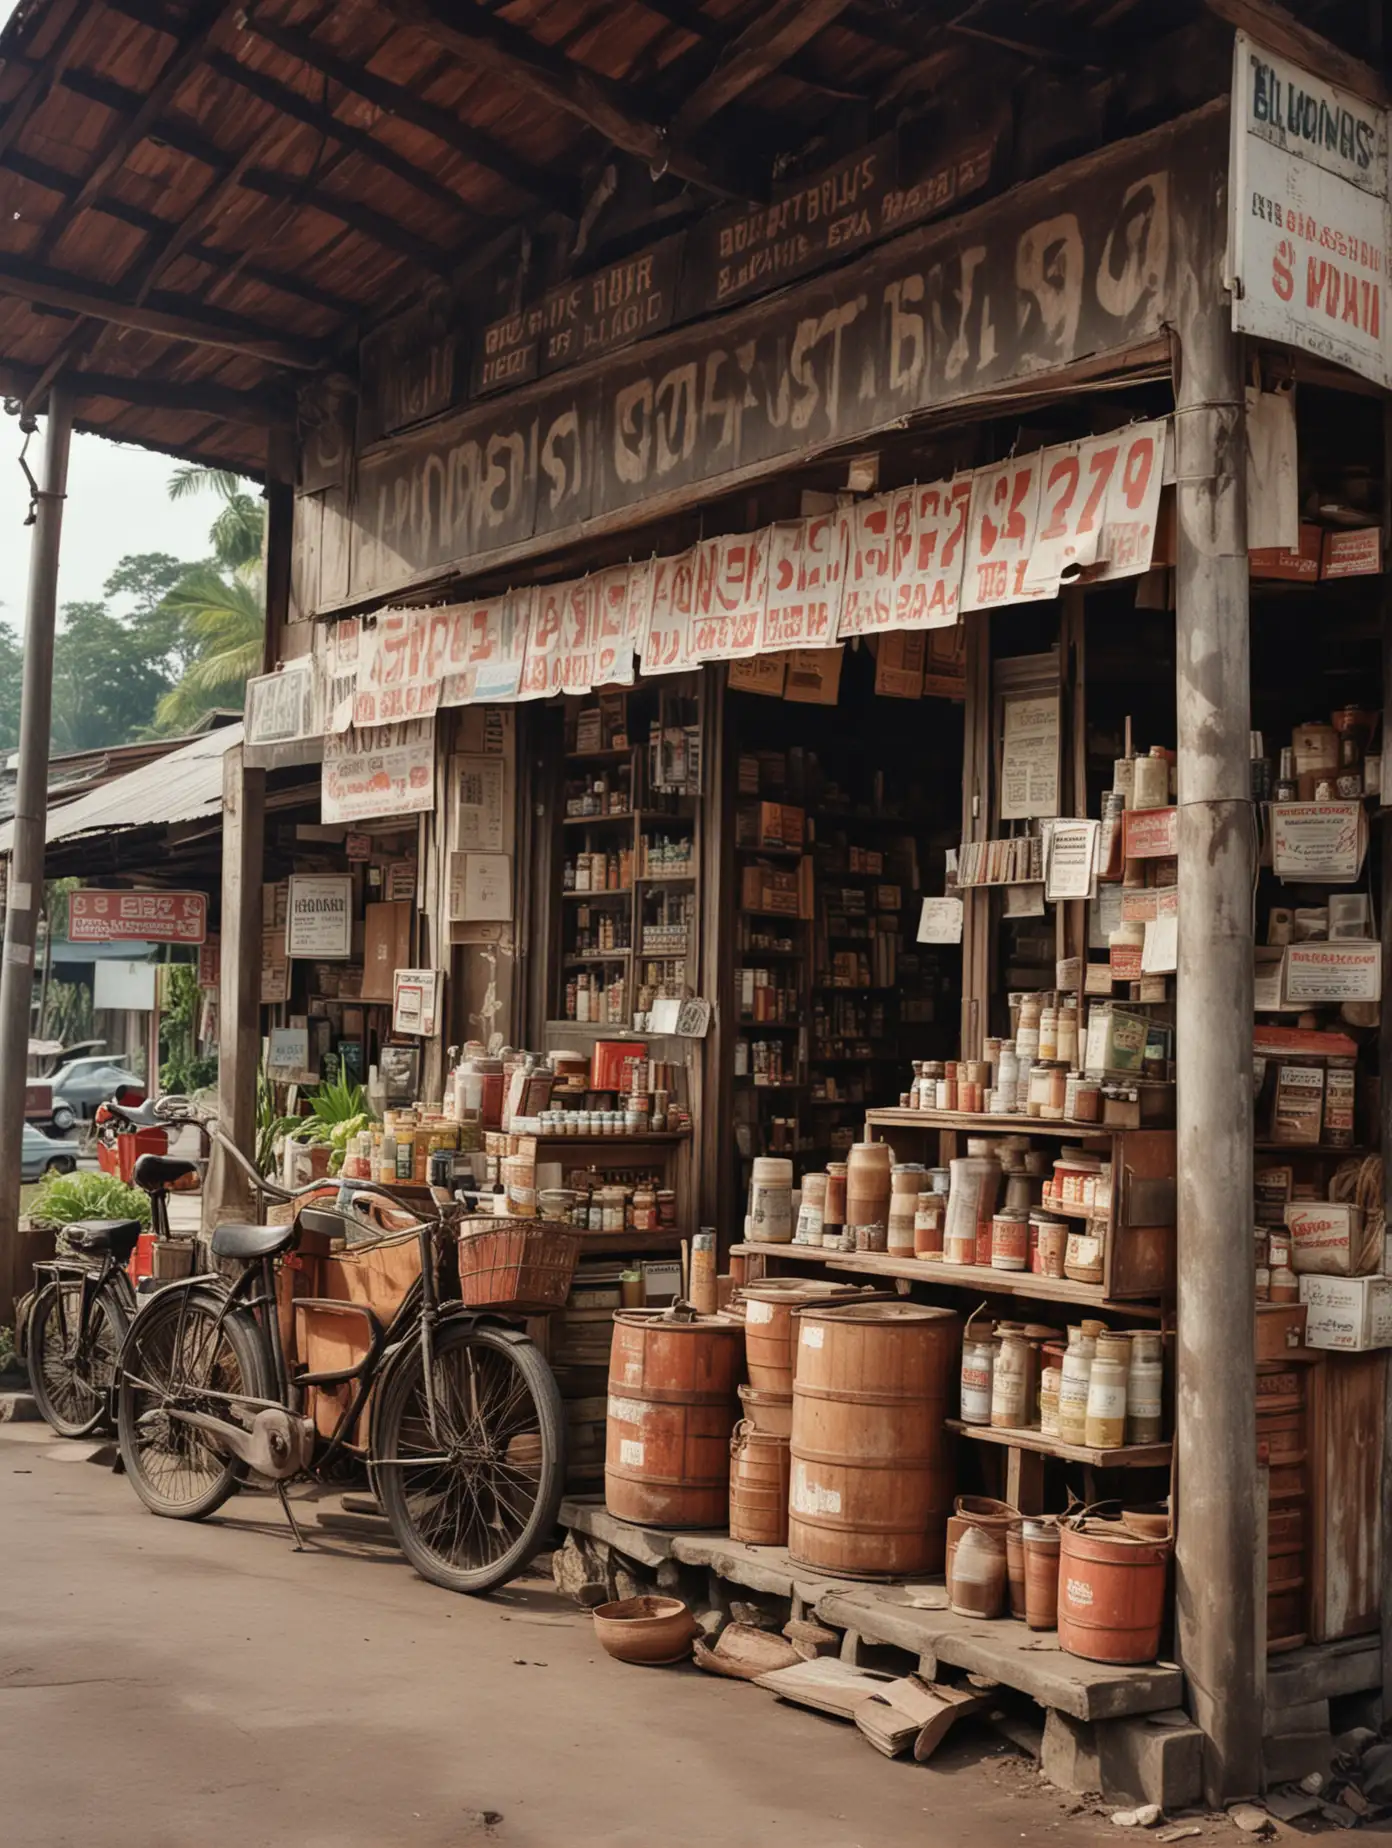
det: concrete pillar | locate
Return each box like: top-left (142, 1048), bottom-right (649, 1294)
top-left (204, 744), bottom-right (265, 1230)
top-left (1172, 300), bottom-right (1261, 1796)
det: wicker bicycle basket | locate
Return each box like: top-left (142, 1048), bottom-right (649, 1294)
top-left (457, 1216), bottom-right (580, 1311)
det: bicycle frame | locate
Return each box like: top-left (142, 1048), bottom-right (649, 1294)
top-left (32, 1252), bottom-right (136, 1363)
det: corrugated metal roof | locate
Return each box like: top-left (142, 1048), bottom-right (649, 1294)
top-left (0, 722), bottom-right (242, 857)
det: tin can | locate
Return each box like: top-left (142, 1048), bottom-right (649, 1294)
top-left (991, 1211), bottom-right (1029, 1271)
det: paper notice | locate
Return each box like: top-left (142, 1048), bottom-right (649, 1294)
top-left (1141, 914), bottom-right (1178, 974)
top-left (917, 897), bottom-right (964, 944)
top-left (1000, 692), bottom-right (1060, 820)
top-left (1271, 802), bottom-right (1366, 884)
top-left (1044, 819), bottom-right (1099, 901)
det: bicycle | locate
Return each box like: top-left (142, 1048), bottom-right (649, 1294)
top-left (114, 1097), bottom-right (568, 1596)
top-left (25, 1095), bottom-right (200, 1439)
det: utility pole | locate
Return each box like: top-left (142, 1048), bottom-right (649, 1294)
top-left (0, 385), bottom-right (73, 1323)
top-left (1172, 285), bottom-right (1260, 1789)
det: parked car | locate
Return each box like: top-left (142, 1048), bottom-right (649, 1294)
top-left (43, 1057), bottom-right (145, 1121)
top-left (22, 1123), bottom-right (79, 1181)
top-left (24, 1079), bottom-right (76, 1135)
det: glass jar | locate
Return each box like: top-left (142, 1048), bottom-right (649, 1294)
top-left (1058, 1327), bottom-right (1094, 1445)
top-left (1084, 1335), bottom-right (1130, 1448)
top-left (1126, 1330), bottom-right (1164, 1444)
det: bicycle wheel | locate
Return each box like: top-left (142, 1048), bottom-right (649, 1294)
top-left (373, 1320), bottom-right (565, 1595)
top-left (117, 1289), bottom-right (269, 1520)
top-left (27, 1279), bottom-right (130, 1438)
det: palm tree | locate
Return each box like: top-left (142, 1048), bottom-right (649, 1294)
top-left (155, 467), bottom-right (266, 731)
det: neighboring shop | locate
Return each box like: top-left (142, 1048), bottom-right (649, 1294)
top-left (215, 23), bottom-right (1392, 1801)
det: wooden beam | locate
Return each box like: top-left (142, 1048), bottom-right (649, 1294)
top-left (669, 0), bottom-right (856, 138)
top-left (377, 0), bottom-right (741, 197)
top-left (630, 0), bottom-right (864, 98)
top-left (0, 360), bottom-right (293, 426)
top-left (37, 0), bottom-right (241, 261)
top-left (0, 252), bottom-right (324, 368)
top-left (0, 0), bottom-right (88, 161)
top-left (238, 169), bottom-right (453, 274)
top-left (1204, 0), bottom-right (1387, 105)
top-left (203, 50), bottom-right (488, 227)
top-left (241, 13), bottom-right (578, 216)
top-left (2, 136), bottom-right (356, 317)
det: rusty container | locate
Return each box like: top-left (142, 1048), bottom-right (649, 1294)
top-left (737, 1382), bottom-right (792, 1439)
top-left (605, 1310), bottom-right (744, 1528)
top-left (1005, 1519), bottom-right (1027, 1618)
top-left (741, 1279), bottom-right (866, 1394)
top-left (728, 1421), bottom-right (790, 1545)
top-left (789, 1301), bottom-right (960, 1577)
top-left (1058, 1519), bottom-right (1171, 1663)
top-left (1023, 1518), bottom-right (1061, 1630)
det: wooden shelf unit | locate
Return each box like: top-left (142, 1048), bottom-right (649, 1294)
top-left (863, 1108), bottom-right (1176, 1302)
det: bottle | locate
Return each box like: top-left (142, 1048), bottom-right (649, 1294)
top-left (1275, 747), bottom-right (1297, 803)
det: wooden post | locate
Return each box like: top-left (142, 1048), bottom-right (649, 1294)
top-left (205, 744), bottom-right (265, 1230)
top-left (0, 386), bottom-right (71, 1324)
top-left (1379, 402), bottom-right (1392, 1710)
top-left (1172, 290), bottom-right (1261, 1793)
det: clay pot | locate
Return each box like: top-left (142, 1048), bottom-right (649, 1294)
top-left (592, 1596), bottom-right (698, 1665)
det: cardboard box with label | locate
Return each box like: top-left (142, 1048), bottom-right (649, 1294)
top-left (1285, 1201), bottom-right (1376, 1277)
top-left (1299, 1274), bottom-right (1392, 1351)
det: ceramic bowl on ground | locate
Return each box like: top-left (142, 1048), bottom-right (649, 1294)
top-left (592, 1595), bottom-right (697, 1665)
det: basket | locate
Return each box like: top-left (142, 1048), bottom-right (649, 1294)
top-left (457, 1216), bottom-right (580, 1311)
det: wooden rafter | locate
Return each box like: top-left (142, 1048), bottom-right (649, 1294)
top-left (0, 0), bottom-right (89, 161)
top-left (627, 0), bottom-right (864, 99)
top-left (376, 0), bottom-right (744, 197)
top-left (35, 0), bottom-right (241, 262)
top-left (244, 13), bottom-right (579, 217)
top-left (668, 0), bottom-right (857, 139)
top-left (1, 140), bottom-right (356, 318)
top-left (0, 252), bottom-right (324, 368)
top-left (240, 169), bottom-right (453, 274)
top-left (0, 361), bottom-right (293, 427)
top-left (203, 51), bottom-right (487, 227)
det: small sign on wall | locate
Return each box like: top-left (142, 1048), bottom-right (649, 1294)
top-left (392, 968), bottom-right (443, 1036)
top-left (286, 875), bottom-right (353, 959)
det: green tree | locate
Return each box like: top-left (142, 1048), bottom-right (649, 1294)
top-left (105, 552), bottom-right (199, 678)
top-left (0, 621), bottom-right (25, 751)
top-left (155, 467), bottom-right (265, 732)
top-left (50, 601), bottom-right (172, 750)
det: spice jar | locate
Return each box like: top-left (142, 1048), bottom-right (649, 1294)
top-left (823, 1161), bottom-right (847, 1245)
top-left (796, 1172), bottom-right (828, 1246)
top-left (1064, 1222), bottom-right (1106, 1285)
top-left (991, 1210), bottom-right (1029, 1271)
top-left (1056, 1000), bottom-right (1079, 1070)
top-left (631, 1185), bottom-right (658, 1232)
top-left (1038, 1006), bottom-right (1058, 1062)
top-left (1126, 1330), bottom-right (1164, 1444)
top-left (1084, 1334), bottom-right (1131, 1449)
top-left (1026, 1062), bottom-right (1052, 1118)
top-left (961, 1325), bottom-right (997, 1426)
top-left (1058, 1326), bottom-right (1096, 1445)
top-left (914, 1192), bottom-right (945, 1259)
top-left (991, 1328), bottom-right (1035, 1430)
top-left (1030, 1210), bottom-right (1067, 1278)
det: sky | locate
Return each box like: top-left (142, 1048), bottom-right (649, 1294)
top-left (0, 424), bottom-right (223, 630)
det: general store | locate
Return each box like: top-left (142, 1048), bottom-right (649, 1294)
top-left (2, 0), bottom-right (1391, 1809)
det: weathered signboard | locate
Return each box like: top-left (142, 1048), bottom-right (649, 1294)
top-left (473, 237), bottom-right (684, 396)
top-left (70, 890), bottom-right (208, 945)
top-left (334, 106), bottom-right (1219, 609)
top-left (1228, 32), bottom-right (1390, 387)
top-left (360, 296), bottom-right (463, 444)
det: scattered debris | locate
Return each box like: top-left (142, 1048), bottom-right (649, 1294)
top-left (1360, 1742), bottom-right (1392, 1806)
top-left (1299, 1772), bottom-right (1325, 1795)
top-left (693, 1623), bottom-right (801, 1682)
top-left (1318, 1801), bottom-right (1360, 1830)
top-left (853, 1675), bottom-right (986, 1761)
top-left (1335, 1730), bottom-right (1378, 1761)
top-left (1264, 1790), bottom-right (1321, 1823)
top-left (753, 1656), bottom-right (898, 1721)
top-left (1340, 1787), bottom-right (1372, 1818)
top-left (783, 1617), bottom-right (839, 1659)
top-left (1109, 1804), bottom-right (1162, 1828)
top-left (1227, 1802), bottom-right (1274, 1835)
top-left (1155, 1828), bottom-right (1202, 1843)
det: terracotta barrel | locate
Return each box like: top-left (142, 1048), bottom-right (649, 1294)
top-left (605, 1311), bottom-right (744, 1528)
top-left (729, 1421), bottom-right (790, 1545)
top-left (737, 1382), bottom-right (792, 1439)
top-left (742, 1280), bottom-right (865, 1395)
top-left (789, 1301), bottom-right (960, 1577)
top-left (1058, 1521), bottom-right (1171, 1663)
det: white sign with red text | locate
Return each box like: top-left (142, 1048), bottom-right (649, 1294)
top-left (762, 515), bottom-right (841, 651)
top-left (961, 454), bottom-right (1047, 612)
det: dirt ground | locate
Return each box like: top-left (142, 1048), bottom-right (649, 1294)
top-left (0, 1419), bottom-right (1230, 1848)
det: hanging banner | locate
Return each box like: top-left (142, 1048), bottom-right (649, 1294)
top-left (440, 591), bottom-right (530, 705)
top-left (322, 618), bottom-right (361, 733)
top-left (354, 607), bottom-right (456, 726)
top-left (244, 659), bottom-right (320, 767)
top-left (640, 549), bottom-right (698, 675)
top-left (762, 513), bottom-right (843, 651)
top-left (836, 495), bottom-right (896, 637)
top-left (1024, 424), bottom-right (1164, 592)
top-left (896, 477), bottom-right (972, 628)
top-left (322, 719), bottom-right (436, 822)
top-left (961, 453), bottom-right (1047, 612)
top-left (1228, 32), bottom-right (1390, 388)
top-left (519, 564), bottom-right (642, 699)
top-left (689, 531), bottom-right (768, 660)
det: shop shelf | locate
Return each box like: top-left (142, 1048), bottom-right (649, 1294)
top-left (735, 842), bottom-right (803, 860)
top-left (561, 888), bottom-right (632, 902)
top-left (866, 1107), bottom-right (1115, 1137)
top-left (737, 1017), bottom-right (800, 1029)
top-left (562, 811), bottom-right (634, 828)
top-left (728, 1241), bottom-right (1163, 1316)
top-left (563, 951), bottom-right (632, 964)
top-left (571, 1230), bottom-right (683, 1256)
top-left (1254, 1142), bottom-right (1368, 1154)
top-left (637, 871), bottom-right (696, 883)
top-left (532, 1131), bottom-right (688, 1145)
top-left (945, 1420), bottom-right (1172, 1469)
top-left (565, 747), bottom-right (632, 763)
